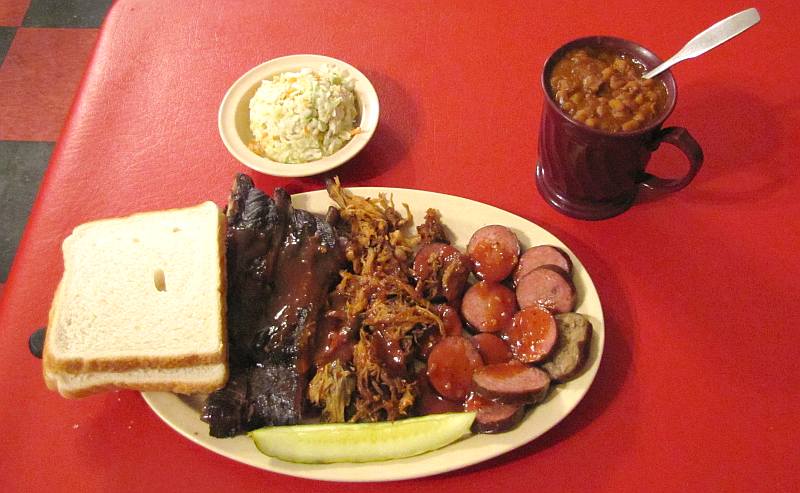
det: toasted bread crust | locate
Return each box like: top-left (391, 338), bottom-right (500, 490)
top-left (43, 363), bottom-right (59, 391)
top-left (48, 368), bottom-right (229, 399)
top-left (43, 277), bottom-right (66, 378)
top-left (44, 352), bottom-right (227, 374)
top-left (216, 206), bottom-right (229, 382)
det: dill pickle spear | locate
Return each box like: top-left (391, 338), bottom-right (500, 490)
top-left (249, 412), bottom-right (476, 464)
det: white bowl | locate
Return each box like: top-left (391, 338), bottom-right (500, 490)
top-left (218, 54), bottom-right (379, 177)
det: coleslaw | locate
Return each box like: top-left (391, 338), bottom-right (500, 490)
top-left (248, 64), bottom-right (360, 163)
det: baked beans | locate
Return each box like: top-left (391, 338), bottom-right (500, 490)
top-left (549, 47), bottom-right (667, 133)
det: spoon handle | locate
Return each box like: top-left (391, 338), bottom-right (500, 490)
top-left (643, 7), bottom-right (761, 79)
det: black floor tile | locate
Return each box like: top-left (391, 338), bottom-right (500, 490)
top-left (0, 141), bottom-right (54, 283)
top-left (0, 28), bottom-right (15, 66)
top-left (23, 0), bottom-right (114, 28)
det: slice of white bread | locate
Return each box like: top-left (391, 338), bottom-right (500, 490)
top-left (43, 201), bottom-right (227, 387)
top-left (44, 363), bottom-right (228, 399)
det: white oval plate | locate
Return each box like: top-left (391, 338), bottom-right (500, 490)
top-left (218, 54), bottom-right (379, 177)
top-left (143, 188), bottom-right (604, 482)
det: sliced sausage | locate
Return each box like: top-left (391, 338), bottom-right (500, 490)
top-left (541, 312), bottom-right (593, 383)
top-left (434, 303), bottom-right (465, 336)
top-left (501, 306), bottom-right (558, 363)
top-left (515, 265), bottom-right (577, 313)
top-left (413, 243), bottom-right (443, 278)
top-left (415, 304), bottom-right (464, 360)
top-left (427, 336), bottom-right (484, 402)
top-left (467, 225), bottom-right (520, 282)
top-left (461, 281), bottom-right (517, 333)
top-left (415, 326), bottom-right (439, 361)
top-left (465, 392), bottom-right (525, 434)
top-left (414, 243), bottom-right (471, 304)
top-left (471, 333), bottom-right (512, 364)
top-left (414, 369), bottom-right (465, 415)
top-left (513, 245), bottom-right (573, 286)
top-left (472, 362), bottom-right (551, 404)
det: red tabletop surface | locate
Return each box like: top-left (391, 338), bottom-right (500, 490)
top-left (1, 1), bottom-right (798, 491)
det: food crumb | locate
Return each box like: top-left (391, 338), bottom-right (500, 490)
top-left (72, 424), bottom-right (79, 429)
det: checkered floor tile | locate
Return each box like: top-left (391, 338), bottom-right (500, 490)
top-left (0, 0), bottom-right (112, 283)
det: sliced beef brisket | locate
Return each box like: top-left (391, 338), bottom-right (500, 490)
top-left (202, 174), bottom-right (344, 437)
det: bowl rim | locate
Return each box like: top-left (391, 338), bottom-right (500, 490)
top-left (218, 54), bottom-right (380, 177)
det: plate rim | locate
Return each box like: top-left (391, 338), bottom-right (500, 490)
top-left (143, 187), bottom-right (605, 482)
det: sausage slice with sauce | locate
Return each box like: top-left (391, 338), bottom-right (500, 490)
top-left (461, 281), bottom-right (518, 333)
top-left (465, 392), bottom-right (526, 434)
top-left (426, 336), bottom-right (483, 402)
top-left (501, 306), bottom-right (558, 363)
top-left (513, 245), bottom-right (573, 286)
top-left (467, 225), bottom-right (520, 282)
top-left (472, 362), bottom-right (551, 404)
top-left (471, 333), bottom-right (513, 365)
top-left (413, 242), bottom-right (471, 305)
top-left (515, 265), bottom-right (577, 314)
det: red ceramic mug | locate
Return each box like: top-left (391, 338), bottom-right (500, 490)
top-left (536, 36), bottom-right (703, 220)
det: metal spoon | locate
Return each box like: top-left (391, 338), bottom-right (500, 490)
top-left (643, 8), bottom-right (760, 79)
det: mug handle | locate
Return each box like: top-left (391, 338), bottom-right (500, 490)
top-left (639, 127), bottom-right (704, 192)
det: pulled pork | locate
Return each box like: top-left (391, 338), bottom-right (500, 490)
top-left (326, 177), bottom-right (417, 278)
top-left (307, 359), bottom-right (355, 423)
top-left (417, 208), bottom-right (450, 245)
top-left (308, 179), bottom-right (444, 423)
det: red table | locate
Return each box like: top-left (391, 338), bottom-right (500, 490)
top-left (2, 1), bottom-right (798, 491)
